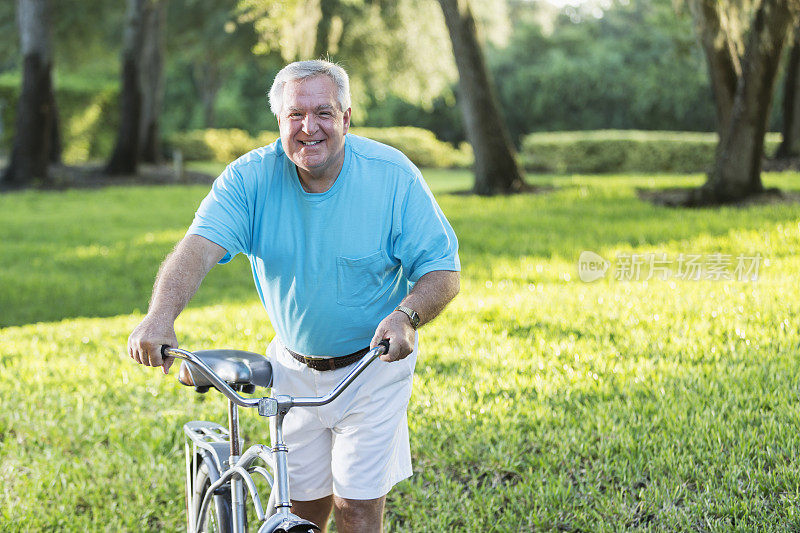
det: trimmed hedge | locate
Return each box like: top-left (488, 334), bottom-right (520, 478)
top-left (167, 126), bottom-right (472, 169)
top-left (165, 128), bottom-right (278, 163)
top-left (0, 74), bottom-right (118, 163)
top-left (348, 127), bottom-right (472, 169)
top-left (521, 130), bottom-right (782, 174)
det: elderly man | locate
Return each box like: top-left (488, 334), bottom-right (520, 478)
top-left (128, 60), bottom-right (460, 532)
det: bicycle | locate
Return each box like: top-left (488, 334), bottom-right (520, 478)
top-left (161, 340), bottom-right (390, 533)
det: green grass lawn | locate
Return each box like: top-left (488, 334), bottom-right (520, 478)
top-left (2, 170), bottom-right (800, 531)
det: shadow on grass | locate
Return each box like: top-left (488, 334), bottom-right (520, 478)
top-left (0, 244), bottom-right (258, 328)
top-left (404, 340), bottom-right (800, 529)
top-left (444, 184), bottom-right (800, 271)
top-left (637, 186), bottom-right (800, 208)
top-left (3, 179), bottom-right (800, 327)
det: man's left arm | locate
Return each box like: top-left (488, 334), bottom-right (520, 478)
top-left (370, 270), bottom-right (460, 362)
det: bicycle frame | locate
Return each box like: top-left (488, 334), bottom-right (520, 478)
top-left (164, 342), bottom-right (388, 533)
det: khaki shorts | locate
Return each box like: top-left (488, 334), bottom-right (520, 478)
top-left (267, 336), bottom-right (417, 501)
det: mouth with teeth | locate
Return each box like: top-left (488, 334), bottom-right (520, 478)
top-left (300, 140), bottom-right (323, 146)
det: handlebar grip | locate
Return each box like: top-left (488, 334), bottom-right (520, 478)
top-left (378, 339), bottom-right (390, 354)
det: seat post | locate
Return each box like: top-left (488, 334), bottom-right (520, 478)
top-left (228, 398), bottom-right (240, 457)
top-left (227, 398), bottom-right (247, 533)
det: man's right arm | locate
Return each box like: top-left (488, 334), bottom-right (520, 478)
top-left (127, 234), bottom-right (227, 373)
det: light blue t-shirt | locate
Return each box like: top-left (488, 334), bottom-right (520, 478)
top-left (187, 134), bottom-right (460, 356)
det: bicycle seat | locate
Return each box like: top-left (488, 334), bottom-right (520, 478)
top-left (178, 349), bottom-right (272, 392)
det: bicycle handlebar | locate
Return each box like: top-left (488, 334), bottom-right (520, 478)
top-left (162, 346), bottom-right (261, 409)
top-left (161, 340), bottom-right (390, 415)
top-left (292, 339), bottom-right (389, 408)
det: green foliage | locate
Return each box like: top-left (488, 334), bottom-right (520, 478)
top-left (0, 74), bottom-right (118, 163)
top-left (168, 127), bottom-right (471, 169)
top-left (238, 0), bottom-right (457, 113)
top-left (349, 127), bottom-right (473, 169)
top-left (521, 130), bottom-right (783, 174)
top-left (359, 92), bottom-right (465, 146)
top-left (487, 0), bottom-right (716, 144)
top-left (203, 128), bottom-right (268, 163)
top-left (0, 0), bottom-right (759, 160)
top-left (2, 172), bottom-right (800, 530)
top-left (164, 130), bottom-right (212, 161)
top-left (0, 0), bottom-right (125, 75)
top-left (0, 75), bottom-right (17, 152)
top-left (161, 0), bottom-right (278, 135)
top-left (166, 129), bottom-right (276, 162)
top-left (0, 3), bottom-right (17, 73)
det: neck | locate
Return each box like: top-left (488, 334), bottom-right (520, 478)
top-left (296, 168), bottom-right (336, 193)
top-left (295, 147), bottom-right (346, 194)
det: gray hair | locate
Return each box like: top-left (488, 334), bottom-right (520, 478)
top-left (268, 60), bottom-right (351, 117)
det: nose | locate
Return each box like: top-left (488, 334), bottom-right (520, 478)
top-left (301, 114), bottom-right (317, 135)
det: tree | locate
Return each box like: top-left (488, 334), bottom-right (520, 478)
top-left (105, 0), bottom-right (145, 174)
top-left (2, 0), bottom-right (60, 188)
top-left (138, 0), bottom-right (165, 163)
top-left (489, 0), bottom-right (714, 144)
top-left (105, 0), bottom-right (165, 174)
top-left (167, 0), bottom-right (261, 129)
top-left (687, 0), bottom-right (800, 203)
top-left (238, 0), bottom-right (458, 124)
top-left (776, 25), bottom-right (800, 159)
top-left (437, 0), bottom-right (526, 195)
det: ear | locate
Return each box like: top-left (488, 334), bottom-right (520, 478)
top-left (342, 108), bottom-right (351, 134)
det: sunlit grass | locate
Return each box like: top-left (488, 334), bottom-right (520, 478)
top-left (1, 171), bottom-right (800, 530)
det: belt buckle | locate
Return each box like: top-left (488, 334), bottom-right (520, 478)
top-left (308, 355), bottom-right (337, 371)
top-left (296, 353), bottom-right (336, 371)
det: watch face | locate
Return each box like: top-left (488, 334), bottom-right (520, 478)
top-left (397, 306), bottom-right (419, 329)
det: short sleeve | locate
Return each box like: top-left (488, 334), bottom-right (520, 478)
top-left (393, 175), bottom-right (460, 282)
top-left (186, 165), bottom-right (253, 263)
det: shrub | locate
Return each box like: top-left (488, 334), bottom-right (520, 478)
top-left (164, 130), bottom-right (214, 161)
top-left (520, 130), bottom-right (783, 174)
top-left (255, 131), bottom-right (279, 147)
top-left (0, 74), bottom-right (118, 163)
top-left (168, 126), bottom-right (472, 169)
top-left (167, 129), bottom-right (278, 162)
top-left (349, 127), bottom-right (472, 169)
top-left (201, 128), bottom-right (261, 162)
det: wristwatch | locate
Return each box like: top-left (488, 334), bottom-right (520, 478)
top-left (394, 305), bottom-right (420, 330)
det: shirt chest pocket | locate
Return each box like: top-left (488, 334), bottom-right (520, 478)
top-left (336, 250), bottom-right (394, 307)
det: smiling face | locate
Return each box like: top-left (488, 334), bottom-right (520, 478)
top-left (278, 75), bottom-right (351, 192)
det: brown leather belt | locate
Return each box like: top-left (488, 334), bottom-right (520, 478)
top-left (287, 346), bottom-right (370, 371)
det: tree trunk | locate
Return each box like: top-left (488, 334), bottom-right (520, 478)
top-left (138, 0), bottom-right (166, 164)
top-left (314, 0), bottom-right (336, 58)
top-left (193, 61), bottom-right (221, 128)
top-left (2, 0), bottom-right (58, 188)
top-left (776, 26), bottom-right (800, 158)
top-left (105, 0), bottom-right (145, 176)
top-left (49, 96), bottom-right (61, 164)
top-left (437, 0), bottom-right (526, 195)
top-left (691, 0), bottom-right (796, 203)
top-left (687, 0), bottom-right (741, 137)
